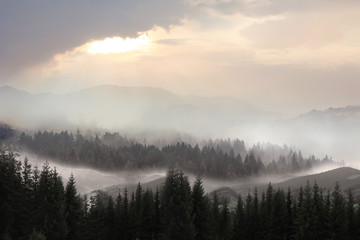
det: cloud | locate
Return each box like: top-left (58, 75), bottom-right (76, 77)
top-left (0, 0), bottom-right (188, 74)
top-left (241, 2), bottom-right (360, 49)
top-left (2, 0), bottom-right (360, 116)
top-left (187, 0), bottom-right (360, 17)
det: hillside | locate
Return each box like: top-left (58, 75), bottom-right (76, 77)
top-left (274, 167), bottom-right (360, 194)
top-left (222, 167), bottom-right (360, 200)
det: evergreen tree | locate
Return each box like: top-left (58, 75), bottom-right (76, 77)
top-left (49, 169), bottom-right (68, 240)
top-left (128, 191), bottom-right (136, 239)
top-left (272, 189), bottom-right (288, 240)
top-left (347, 189), bottom-right (357, 239)
top-left (320, 190), bottom-right (332, 239)
top-left (121, 188), bottom-right (130, 240)
top-left (65, 174), bottom-right (82, 240)
top-left (219, 199), bottom-right (231, 240)
top-left (162, 169), bottom-right (195, 240)
top-left (252, 188), bottom-right (260, 240)
top-left (140, 189), bottom-right (155, 240)
top-left (0, 149), bottom-right (22, 238)
top-left (330, 182), bottom-right (348, 239)
top-left (244, 192), bottom-right (253, 240)
top-left (134, 182), bottom-right (143, 239)
top-left (232, 195), bottom-right (244, 240)
top-left (285, 188), bottom-right (293, 237)
top-left (265, 183), bottom-right (274, 239)
top-left (192, 176), bottom-right (211, 240)
top-left (114, 193), bottom-right (122, 240)
top-left (210, 192), bottom-right (220, 240)
top-left (85, 192), bottom-right (107, 240)
top-left (105, 197), bottom-right (116, 240)
top-left (310, 182), bottom-right (322, 239)
top-left (153, 188), bottom-right (161, 240)
top-left (258, 192), bottom-right (267, 239)
top-left (3, 151), bottom-right (360, 240)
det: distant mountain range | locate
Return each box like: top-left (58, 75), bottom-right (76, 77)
top-left (0, 85), bottom-right (269, 136)
top-left (2, 85), bottom-right (360, 163)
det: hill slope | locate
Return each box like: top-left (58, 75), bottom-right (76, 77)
top-left (214, 167), bottom-right (360, 202)
top-left (275, 167), bottom-right (360, 194)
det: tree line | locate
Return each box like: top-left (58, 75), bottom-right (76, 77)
top-left (1, 149), bottom-right (359, 240)
top-left (17, 131), bottom-right (335, 178)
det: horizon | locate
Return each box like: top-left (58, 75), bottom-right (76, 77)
top-left (0, 83), bottom-right (356, 117)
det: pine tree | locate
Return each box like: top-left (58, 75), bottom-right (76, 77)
top-left (192, 176), bottom-right (211, 240)
top-left (265, 183), bottom-right (274, 239)
top-left (211, 193), bottom-right (220, 239)
top-left (0, 149), bottom-right (22, 238)
top-left (272, 189), bottom-right (288, 240)
top-left (86, 192), bottom-right (107, 240)
top-left (128, 191), bottom-right (136, 239)
top-left (105, 197), bottom-right (116, 240)
top-left (120, 188), bottom-right (131, 240)
top-left (140, 189), bottom-right (155, 240)
top-left (310, 182), bottom-right (322, 239)
top-left (134, 182), bottom-right (143, 239)
top-left (232, 195), bottom-right (244, 240)
top-left (65, 174), bottom-right (82, 240)
top-left (162, 169), bottom-right (195, 240)
top-left (330, 182), bottom-right (348, 239)
top-left (320, 190), bottom-right (332, 239)
top-left (114, 193), bottom-right (122, 240)
top-left (153, 188), bottom-right (161, 240)
top-left (244, 192), bottom-right (253, 240)
top-left (286, 188), bottom-right (293, 237)
top-left (219, 198), bottom-right (231, 240)
top-left (49, 168), bottom-right (68, 240)
top-left (252, 188), bottom-right (260, 240)
top-left (258, 192), bottom-right (267, 238)
top-left (347, 189), bottom-right (357, 239)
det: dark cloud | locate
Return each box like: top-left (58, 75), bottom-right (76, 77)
top-left (0, 0), bottom-right (188, 73)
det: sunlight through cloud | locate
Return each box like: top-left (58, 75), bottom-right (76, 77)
top-left (87, 34), bottom-right (152, 54)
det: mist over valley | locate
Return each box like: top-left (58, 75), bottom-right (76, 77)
top-left (2, 84), bottom-right (360, 166)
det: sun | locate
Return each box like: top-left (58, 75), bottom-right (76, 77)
top-left (87, 34), bottom-right (152, 54)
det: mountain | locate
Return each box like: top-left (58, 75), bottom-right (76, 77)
top-left (250, 105), bottom-right (360, 164)
top-left (2, 85), bottom-right (360, 164)
top-left (0, 85), bottom-right (269, 135)
top-left (0, 86), bottom-right (67, 128)
top-left (274, 167), bottom-right (360, 194)
top-left (300, 106), bottom-right (360, 123)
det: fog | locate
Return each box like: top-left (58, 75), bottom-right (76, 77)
top-left (19, 150), bottom-right (343, 197)
top-left (2, 85), bottom-right (360, 168)
top-left (20, 151), bottom-right (167, 194)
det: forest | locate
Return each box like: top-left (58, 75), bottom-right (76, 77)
top-left (1, 148), bottom-right (359, 240)
top-left (16, 130), bottom-right (336, 178)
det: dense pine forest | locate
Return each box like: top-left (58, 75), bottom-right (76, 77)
top-left (16, 130), bottom-right (336, 178)
top-left (1, 148), bottom-right (359, 240)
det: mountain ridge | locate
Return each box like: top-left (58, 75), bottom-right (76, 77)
top-left (0, 85), bottom-right (267, 134)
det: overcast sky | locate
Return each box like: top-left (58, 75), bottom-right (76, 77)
top-left (1, 0), bottom-right (360, 114)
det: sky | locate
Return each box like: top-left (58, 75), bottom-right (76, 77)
top-left (1, 0), bottom-right (360, 114)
